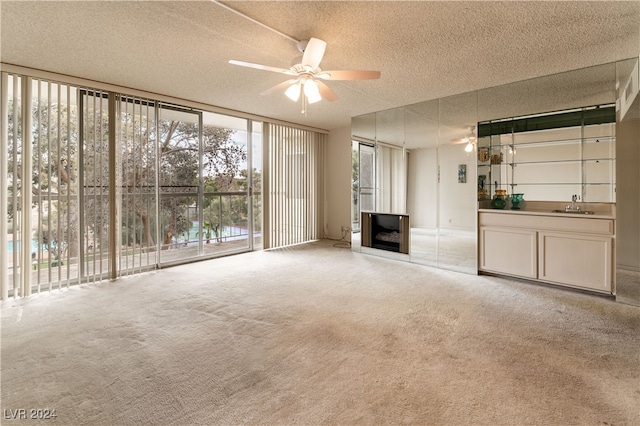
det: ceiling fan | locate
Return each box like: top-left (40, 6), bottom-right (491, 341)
top-left (229, 37), bottom-right (381, 113)
top-left (451, 126), bottom-right (477, 152)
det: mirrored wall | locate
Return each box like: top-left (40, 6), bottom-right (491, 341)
top-left (352, 58), bottom-right (637, 278)
top-left (352, 91), bottom-right (479, 274)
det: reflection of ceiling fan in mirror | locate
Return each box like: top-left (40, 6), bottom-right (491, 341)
top-left (451, 126), bottom-right (477, 152)
top-left (229, 37), bottom-right (381, 114)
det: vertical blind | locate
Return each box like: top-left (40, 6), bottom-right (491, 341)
top-left (264, 123), bottom-right (325, 248)
top-left (3, 76), bottom-right (88, 297)
top-left (81, 89), bottom-right (111, 285)
top-left (116, 94), bottom-right (158, 277)
top-left (376, 144), bottom-right (407, 214)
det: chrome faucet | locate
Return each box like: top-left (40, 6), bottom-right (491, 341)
top-left (565, 194), bottom-right (581, 212)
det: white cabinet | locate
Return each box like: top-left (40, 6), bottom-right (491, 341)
top-left (479, 227), bottom-right (537, 279)
top-left (539, 232), bottom-right (612, 292)
top-left (478, 211), bottom-right (614, 293)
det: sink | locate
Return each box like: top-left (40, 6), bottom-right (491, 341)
top-left (551, 209), bottom-right (595, 215)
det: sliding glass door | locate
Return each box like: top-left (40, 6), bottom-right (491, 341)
top-left (156, 106), bottom-right (201, 265)
top-left (200, 112), bottom-right (254, 257)
top-left (156, 107), bottom-right (255, 266)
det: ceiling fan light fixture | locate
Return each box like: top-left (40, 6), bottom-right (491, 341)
top-left (464, 140), bottom-right (474, 153)
top-left (463, 128), bottom-right (476, 153)
top-left (285, 82), bottom-right (301, 102)
top-left (303, 79), bottom-right (322, 104)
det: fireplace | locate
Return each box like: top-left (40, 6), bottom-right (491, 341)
top-left (361, 212), bottom-right (410, 254)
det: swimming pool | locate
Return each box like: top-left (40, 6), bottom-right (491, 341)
top-left (6, 239), bottom-right (40, 254)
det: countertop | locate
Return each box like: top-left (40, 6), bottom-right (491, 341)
top-left (478, 208), bottom-right (614, 220)
top-left (478, 200), bottom-right (615, 219)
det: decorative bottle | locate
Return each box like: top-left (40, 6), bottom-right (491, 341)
top-left (491, 190), bottom-right (507, 209)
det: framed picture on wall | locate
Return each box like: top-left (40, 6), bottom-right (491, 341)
top-left (458, 164), bottom-right (467, 183)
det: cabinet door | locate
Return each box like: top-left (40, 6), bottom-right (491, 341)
top-left (479, 227), bottom-right (537, 279)
top-left (538, 232), bottom-right (612, 292)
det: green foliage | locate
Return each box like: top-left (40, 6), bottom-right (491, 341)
top-left (155, 119), bottom-right (247, 245)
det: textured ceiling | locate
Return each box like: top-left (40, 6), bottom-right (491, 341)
top-left (1, 1), bottom-right (639, 131)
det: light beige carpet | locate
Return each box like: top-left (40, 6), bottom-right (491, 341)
top-left (1, 240), bottom-right (639, 425)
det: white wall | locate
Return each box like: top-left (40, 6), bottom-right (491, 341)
top-left (325, 126), bottom-right (352, 240)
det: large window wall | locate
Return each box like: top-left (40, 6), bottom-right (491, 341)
top-left (2, 70), bottom-right (324, 299)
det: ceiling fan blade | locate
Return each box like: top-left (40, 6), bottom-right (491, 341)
top-left (318, 70), bottom-right (381, 80)
top-left (229, 59), bottom-right (294, 75)
top-left (260, 80), bottom-right (296, 96)
top-left (301, 38), bottom-right (327, 69)
top-left (450, 136), bottom-right (476, 145)
top-left (316, 80), bottom-right (338, 102)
